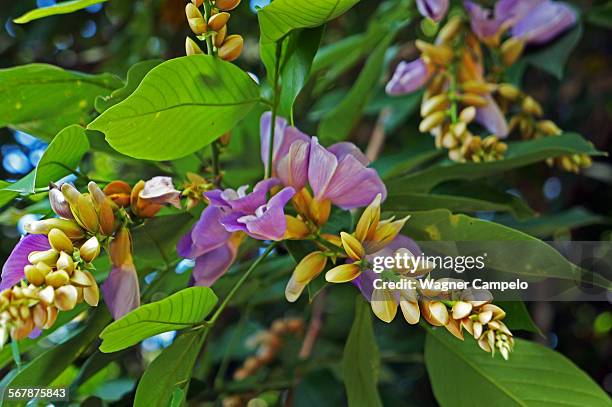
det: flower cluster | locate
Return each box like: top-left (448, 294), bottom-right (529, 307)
top-left (387, 0), bottom-right (589, 171)
top-left (0, 176), bottom-right (182, 347)
top-left (185, 0), bottom-right (244, 61)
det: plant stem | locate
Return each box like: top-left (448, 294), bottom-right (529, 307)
top-left (265, 40), bottom-right (283, 179)
top-left (210, 141), bottom-right (221, 186)
top-left (207, 242), bottom-right (278, 324)
top-left (202, 1), bottom-right (214, 55)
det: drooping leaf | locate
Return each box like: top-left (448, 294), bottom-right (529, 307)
top-left (88, 56), bottom-right (260, 160)
top-left (13, 0), bottom-right (108, 24)
top-left (318, 28), bottom-right (398, 143)
top-left (278, 27), bottom-right (324, 119)
top-left (498, 207), bottom-right (608, 238)
top-left (258, 0), bottom-right (362, 44)
top-left (0, 64), bottom-right (121, 141)
top-left (99, 287), bottom-right (218, 353)
top-left (2, 125), bottom-right (89, 195)
top-left (386, 133), bottom-right (603, 193)
top-left (94, 59), bottom-right (163, 113)
top-left (134, 330), bottom-right (206, 407)
top-left (342, 296), bottom-right (383, 407)
top-left (425, 328), bottom-right (610, 407)
top-left (525, 23), bottom-right (583, 80)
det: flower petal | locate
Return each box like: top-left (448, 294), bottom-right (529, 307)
top-left (416, 0), bottom-right (449, 22)
top-left (101, 264), bottom-right (141, 320)
top-left (385, 58), bottom-right (431, 96)
top-left (192, 239), bottom-right (240, 286)
top-left (1, 234), bottom-right (50, 290)
top-left (277, 140), bottom-right (310, 190)
top-left (327, 142), bottom-right (370, 166)
top-left (139, 176), bottom-right (181, 209)
top-left (511, 1), bottom-right (576, 45)
top-left (225, 179), bottom-right (280, 213)
top-left (260, 112), bottom-right (288, 176)
top-left (476, 95), bottom-right (509, 138)
top-left (241, 187), bottom-right (295, 241)
top-left (186, 206), bottom-right (232, 258)
top-left (308, 137), bottom-right (338, 201)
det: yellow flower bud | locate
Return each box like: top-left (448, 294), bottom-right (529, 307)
top-left (216, 0), bottom-right (241, 11)
top-left (500, 37), bottom-right (525, 66)
top-left (191, 0), bottom-right (204, 6)
top-left (459, 93), bottom-right (488, 107)
top-left (48, 228), bottom-right (73, 253)
top-left (461, 80), bottom-right (496, 94)
top-left (82, 271), bottom-right (99, 306)
top-left (26, 218), bottom-right (84, 240)
top-left (214, 25), bottom-right (227, 48)
top-left (28, 249), bottom-right (59, 267)
top-left (537, 120), bottom-right (562, 136)
top-left (497, 83), bottom-right (520, 101)
top-left (371, 288), bottom-right (397, 323)
top-left (419, 111), bottom-right (446, 133)
top-left (420, 93), bottom-right (449, 117)
top-left (54, 285), bottom-right (78, 311)
top-left (445, 317), bottom-right (464, 340)
top-left (354, 194), bottom-right (381, 242)
top-left (309, 198), bottom-right (331, 226)
top-left (98, 199), bottom-right (116, 236)
top-left (33, 303), bottom-right (48, 329)
top-left (421, 301), bottom-right (449, 326)
top-left (80, 236), bottom-right (101, 263)
top-left (415, 40), bottom-right (453, 65)
top-left (218, 34), bottom-right (244, 62)
top-left (60, 183), bottom-right (81, 207)
top-left (399, 297), bottom-right (420, 325)
top-left (459, 106), bottom-right (477, 123)
top-left (452, 301), bottom-right (473, 319)
top-left (325, 263), bottom-right (361, 283)
top-left (186, 3), bottom-right (207, 34)
top-left (366, 215), bottom-right (410, 253)
top-left (185, 37), bottom-right (204, 56)
top-left (293, 251), bottom-right (327, 284)
top-left (87, 181), bottom-right (107, 207)
top-left (44, 306), bottom-right (58, 329)
top-left (478, 309), bottom-right (493, 324)
top-left (522, 95), bottom-right (543, 117)
top-left (38, 286), bottom-right (55, 306)
top-left (208, 12), bottom-right (230, 32)
top-left (436, 16), bottom-right (462, 44)
top-left (11, 318), bottom-right (34, 340)
top-left (340, 232), bottom-right (365, 260)
top-left (284, 215), bottom-right (310, 240)
top-left (110, 229), bottom-right (132, 266)
top-left (284, 274), bottom-right (307, 303)
top-left (76, 194), bottom-right (99, 233)
top-left (45, 270), bottom-right (70, 288)
top-left (24, 265), bottom-right (45, 286)
top-left (70, 269), bottom-right (92, 287)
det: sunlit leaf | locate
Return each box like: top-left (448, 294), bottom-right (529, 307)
top-left (14, 0), bottom-right (108, 24)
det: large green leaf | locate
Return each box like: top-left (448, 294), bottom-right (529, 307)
top-left (342, 296), bottom-right (383, 407)
top-left (425, 328), bottom-right (610, 407)
top-left (99, 287), bottom-right (218, 353)
top-left (318, 28), bottom-right (397, 143)
top-left (258, 0), bottom-right (362, 44)
top-left (525, 23), bottom-right (583, 80)
top-left (14, 0), bottom-right (108, 24)
top-left (395, 209), bottom-right (609, 286)
top-left (2, 125), bottom-right (89, 195)
top-left (0, 309), bottom-right (111, 402)
top-left (95, 59), bottom-right (163, 113)
top-left (88, 56), bottom-right (260, 160)
top-left (498, 207), bottom-right (608, 238)
top-left (0, 64), bottom-right (121, 141)
top-left (133, 329), bottom-right (206, 407)
top-left (278, 27), bottom-right (324, 119)
top-left (386, 133), bottom-right (603, 193)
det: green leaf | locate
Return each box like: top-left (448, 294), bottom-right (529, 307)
top-left (13, 0), bottom-right (108, 24)
top-left (95, 59), bottom-right (163, 113)
top-left (494, 301), bottom-right (541, 335)
top-left (498, 207), bottom-right (608, 238)
top-left (342, 296), bottom-right (383, 407)
top-left (386, 133), bottom-right (604, 193)
top-left (88, 56), bottom-right (260, 160)
top-left (386, 182), bottom-right (535, 220)
top-left (0, 64), bottom-right (121, 141)
top-left (318, 28), bottom-right (397, 143)
top-left (586, 2), bottom-right (612, 29)
top-left (258, 0), bottom-right (362, 44)
top-left (0, 181), bottom-right (18, 209)
top-left (2, 125), bottom-right (89, 195)
top-left (395, 209), bottom-right (608, 285)
top-left (99, 287), bottom-right (218, 353)
top-left (134, 330), bottom-right (206, 407)
top-left (0, 309), bottom-right (111, 392)
top-left (278, 27), bottom-right (324, 119)
top-left (425, 328), bottom-right (610, 407)
top-left (525, 23), bottom-right (583, 80)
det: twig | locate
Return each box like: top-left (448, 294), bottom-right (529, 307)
top-left (365, 107), bottom-right (391, 162)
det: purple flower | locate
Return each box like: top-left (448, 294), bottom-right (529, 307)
top-left (385, 59), bottom-right (431, 96)
top-left (260, 113), bottom-right (386, 211)
top-left (308, 137), bottom-right (386, 209)
top-left (464, 0), bottom-right (512, 43)
top-left (1, 234), bottom-right (50, 290)
top-left (101, 264), bottom-right (140, 320)
top-left (416, 0), bottom-right (449, 22)
top-left (476, 95), bottom-right (509, 138)
top-left (511, 1), bottom-right (576, 45)
top-left (353, 235), bottom-right (421, 301)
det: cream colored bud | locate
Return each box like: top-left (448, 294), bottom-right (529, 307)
top-left (55, 285), bottom-right (78, 311)
top-left (473, 321), bottom-right (483, 339)
top-left (28, 249), bottom-right (59, 267)
top-left (87, 181), bottom-right (107, 207)
top-left (208, 12), bottom-right (229, 32)
top-left (45, 270), bottom-right (70, 288)
top-left (399, 298), bottom-right (420, 325)
top-left (522, 96), bottom-right (543, 117)
top-left (214, 25), bottom-right (227, 48)
top-left (325, 263), bottom-right (361, 283)
top-left (478, 309), bottom-right (493, 324)
top-left (371, 289), bottom-right (398, 323)
top-left (48, 228), bottom-right (73, 253)
top-left (28, 218), bottom-right (84, 240)
top-left (419, 111), bottom-right (447, 133)
top-left (83, 271), bottom-right (99, 306)
top-left (460, 93), bottom-right (488, 107)
top-left (436, 16), bottom-right (462, 44)
top-left (424, 301), bottom-right (449, 326)
top-left (44, 306), bottom-right (58, 329)
top-left (24, 265), bottom-right (45, 286)
top-left (459, 106), bottom-right (477, 123)
top-left (191, 0), bottom-right (204, 6)
top-left (76, 194), bottom-right (99, 233)
top-left (497, 83), bottom-right (520, 100)
top-left (110, 228), bottom-right (131, 266)
top-left (80, 236), bottom-right (101, 263)
top-left (185, 37), bottom-right (204, 55)
top-left (452, 301), bottom-right (473, 319)
top-left (537, 120), bottom-right (562, 136)
top-left (216, 0), bottom-right (241, 11)
top-left (420, 94), bottom-right (449, 117)
top-left (60, 183), bottom-right (81, 207)
top-left (219, 35), bottom-right (243, 62)
top-left (33, 304), bottom-right (48, 328)
top-left (38, 286), bottom-right (55, 306)
top-left (70, 269), bottom-right (92, 287)
top-left (500, 37), bottom-right (525, 66)
top-left (445, 318), bottom-right (464, 340)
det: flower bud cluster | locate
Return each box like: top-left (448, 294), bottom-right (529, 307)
top-left (0, 227), bottom-right (100, 347)
top-left (233, 317), bottom-right (304, 381)
top-left (185, 0), bottom-right (244, 62)
top-left (182, 172), bottom-right (215, 210)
